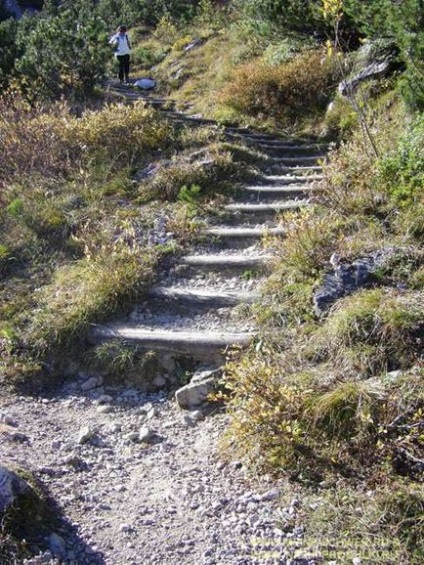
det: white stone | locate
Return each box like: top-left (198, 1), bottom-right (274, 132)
top-left (139, 426), bottom-right (153, 443)
top-left (77, 426), bottom-right (94, 444)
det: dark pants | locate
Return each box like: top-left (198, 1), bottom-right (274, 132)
top-left (117, 55), bottom-right (130, 81)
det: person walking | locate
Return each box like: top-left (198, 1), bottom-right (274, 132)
top-left (109, 25), bottom-right (131, 84)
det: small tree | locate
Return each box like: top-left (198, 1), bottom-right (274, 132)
top-left (0, 18), bottom-right (19, 90)
top-left (16, 0), bottom-right (109, 101)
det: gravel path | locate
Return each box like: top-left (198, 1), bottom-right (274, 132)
top-left (0, 381), bottom-right (309, 565)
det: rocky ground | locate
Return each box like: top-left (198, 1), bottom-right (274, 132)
top-left (1, 376), bottom-right (313, 565)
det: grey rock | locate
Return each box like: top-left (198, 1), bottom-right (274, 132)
top-left (313, 247), bottom-right (404, 316)
top-left (134, 77), bottom-right (156, 90)
top-left (96, 405), bottom-right (113, 414)
top-left (0, 413), bottom-right (17, 427)
top-left (48, 533), bottom-right (67, 558)
top-left (0, 465), bottom-right (30, 513)
top-left (184, 38), bottom-right (204, 52)
top-left (81, 376), bottom-right (101, 392)
top-left (339, 40), bottom-right (401, 96)
top-left (175, 368), bottom-right (222, 410)
top-left (77, 426), bottom-right (94, 444)
top-left (152, 375), bottom-right (167, 388)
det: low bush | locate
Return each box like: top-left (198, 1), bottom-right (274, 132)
top-left (311, 289), bottom-right (424, 374)
top-left (219, 49), bottom-right (338, 124)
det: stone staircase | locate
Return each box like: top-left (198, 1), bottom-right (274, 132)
top-left (92, 82), bottom-right (326, 367)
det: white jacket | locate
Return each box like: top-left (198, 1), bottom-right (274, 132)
top-left (109, 33), bottom-right (131, 56)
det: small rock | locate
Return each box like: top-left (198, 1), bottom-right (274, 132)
top-left (96, 405), bottom-right (113, 414)
top-left (188, 410), bottom-right (204, 422)
top-left (0, 413), bottom-right (17, 427)
top-left (152, 375), bottom-right (167, 388)
top-left (139, 426), bottom-right (154, 443)
top-left (119, 523), bottom-right (134, 533)
top-left (81, 376), bottom-right (101, 392)
top-left (260, 487), bottom-right (280, 502)
top-left (77, 426), bottom-right (94, 444)
top-left (97, 394), bottom-right (114, 404)
top-left (48, 532), bottom-right (67, 558)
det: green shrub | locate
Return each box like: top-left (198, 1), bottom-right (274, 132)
top-left (378, 114), bottom-right (424, 207)
top-left (312, 289), bottom-right (424, 374)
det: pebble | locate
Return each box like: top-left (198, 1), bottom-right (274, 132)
top-left (77, 426), bottom-right (94, 444)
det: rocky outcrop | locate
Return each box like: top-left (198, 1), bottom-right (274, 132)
top-left (0, 464), bottom-right (30, 514)
top-left (339, 40), bottom-right (401, 96)
top-left (313, 247), bottom-right (406, 316)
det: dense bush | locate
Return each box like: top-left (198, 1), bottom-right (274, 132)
top-left (220, 49), bottom-right (337, 122)
top-left (0, 97), bottom-right (172, 187)
top-left (14, 1), bottom-right (109, 100)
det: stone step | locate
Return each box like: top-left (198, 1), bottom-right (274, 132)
top-left (206, 226), bottom-right (286, 238)
top-left (225, 201), bottom-right (308, 213)
top-left (268, 164), bottom-right (323, 173)
top-left (269, 155), bottom-right (325, 166)
top-left (225, 129), bottom-right (313, 143)
top-left (181, 253), bottom-right (272, 269)
top-left (90, 325), bottom-right (253, 356)
top-left (163, 112), bottom-right (216, 126)
top-left (258, 146), bottom-right (326, 158)
top-left (243, 185), bottom-right (314, 199)
top-left (149, 286), bottom-right (256, 306)
top-left (263, 173), bottom-right (323, 184)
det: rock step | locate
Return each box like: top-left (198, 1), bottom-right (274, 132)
top-left (225, 128), bottom-right (320, 143)
top-left (269, 155), bottom-right (325, 166)
top-left (206, 226), bottom-right (285, 238)
top-left (268, 164), bottom-right (323, 173)
top-left (181, 254), bottom-right (272, 269)
top-left (243, 185), bottom-right (314, 198)
top-left (90, 326), bottom-right (253, 355)
top-left (225, 201), bottom-right (308, 213)
top-left (263, 173), bottom-right (323, 184)
top-left (163, 112), bottom-right (216, 126)
top-left (149, 286), bottom-right (256, 306)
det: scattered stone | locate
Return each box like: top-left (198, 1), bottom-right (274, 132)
top-left (77, 426), bottom-right (94, 444)
top-left (0, 413), bottom-right (17, 427)
top-left (175, 368), bottom-right (221, 409)
top-left (138, 426), bottom-right (154, 443)
top-left (81, 376), bottom-right (102, 392)
top-left (48, 533), bottom-right (67, 558)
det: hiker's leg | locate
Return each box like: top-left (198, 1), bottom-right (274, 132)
top-left (117, 56), bottom-right (125, 82)
top-left (123, 55), bottom-right (130, 82)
